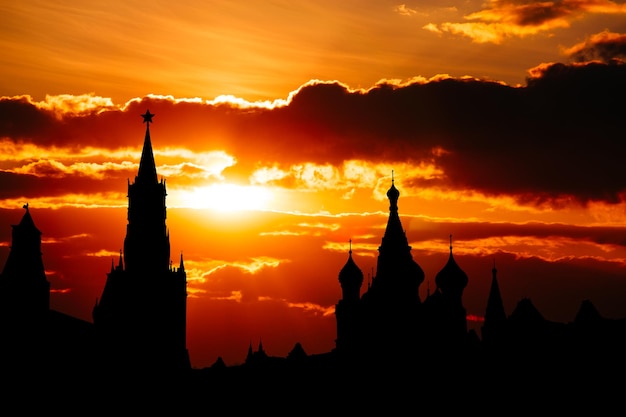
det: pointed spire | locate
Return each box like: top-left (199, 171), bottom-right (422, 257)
top-left (117, 249), bottom-right (123, 270)
top-left (449, 234), bottom-right (454, 256)
top-left (246, 341), bottom-right (254, 363)
top-left (485, 257), bottom-right (507, 325)
top-left (178, 250), bottom-right (185, 273)
top-left (137, 109), bottom-right (158, 184)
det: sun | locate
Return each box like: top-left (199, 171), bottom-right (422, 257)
top-left (174, 184), bottom-right (274, 212)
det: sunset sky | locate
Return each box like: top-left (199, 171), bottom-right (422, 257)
top-left (2, 1), bottom-right (626, 369)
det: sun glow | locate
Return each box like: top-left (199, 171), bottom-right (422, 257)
top-left (173, 184), bottom-right (274, 212)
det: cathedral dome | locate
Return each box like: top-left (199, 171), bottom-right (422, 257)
top-left (339, 249), bottom-right (363, 290)
top-left (386, 181), bottom-right (400, 202)
top-left (338, 249), bottom-right (363, 303)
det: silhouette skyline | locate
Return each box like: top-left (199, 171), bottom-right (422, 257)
top-left (1, 112), bottom-right (625, 404)
top-left (3, 4), bottom-right (626, 408)
top-left (4, 60), bottom-right (626, 368)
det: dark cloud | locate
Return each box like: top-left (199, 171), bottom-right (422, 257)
top-left (488, 0), bottom-right (611, 28)
top-left (510, 1), bottom-right (573, 26)
top-left (0, 171), bottom-right (123, 200)
top-left (565, 31), bottom-right (626, 63)
top-left (0, 96), bottom-right (55, 140)
top-left (416, 218), bottom-right (626, 248)
top-left (3, 60), bottom-right (626, 207)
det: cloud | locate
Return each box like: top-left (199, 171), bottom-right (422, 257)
top-left (425, 0), bottom-right (626, 44)
top-left (285, 300), bottom-right (335, 317)
top-left (562, 30), bottom-right (626, 62)
top-left (36, 94), bottom-right (115, 118)
top-left (393, 4), bottom-right (418, 17)
top-left (2, 60), bottom-right (626, 209)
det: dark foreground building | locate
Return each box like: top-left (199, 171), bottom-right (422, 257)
top-left (92, 110), bottom-right (190, 374)
top-left (334, 174), bottom-right (471, 367)
top-left (0, 204), bottom-right (95, 381)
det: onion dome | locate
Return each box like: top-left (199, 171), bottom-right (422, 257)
top-left (435, 235), bottom-right (468, 297)
top-left (386, 170), bottom-right (400, 213)
top-left (339, 241), bottom-right (363, 302)
top-left (387, 179), bottom-right (400, 202)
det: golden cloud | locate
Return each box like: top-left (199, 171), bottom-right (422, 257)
top-left (425, 0), bottom-right (626, 44)
top-left (0, 193), bottom-right (126, 210)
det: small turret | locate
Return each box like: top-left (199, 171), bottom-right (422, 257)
top-left (179, 251), bottom-right (185, 272)
top-left (338, 240), bottom-right (363, 303)
top-left (435, 235), bottom-right (468, 298)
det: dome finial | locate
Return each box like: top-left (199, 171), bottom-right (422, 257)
top-left (449, 234), bottom-right (453, 254)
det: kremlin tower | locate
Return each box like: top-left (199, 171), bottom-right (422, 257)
top-left (92, 110), bottom-right (190, 373)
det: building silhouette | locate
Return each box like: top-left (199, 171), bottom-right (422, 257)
top-left (0, 203), bottom-right (50, 323)
top-left (334, 174), bottom-right (471, 366)
top-left (92, 110), bottom-right (190, 373)
top-left (0, 204), bottom-right (94, 377)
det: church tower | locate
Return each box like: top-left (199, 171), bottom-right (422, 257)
top-left (367, 172), bottom-right (424, 302)
top-left (93, 110), bottom-right (190, 373)
top-left (0, 204), bottom-right (50, 326)
top-left (334, 240), bottom-right (364, 355)
top-left (340, 173), bottom-right (425, 362)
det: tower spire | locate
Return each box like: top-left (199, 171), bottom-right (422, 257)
top-left (137, 110), bottom-right (158, 184)
top-left (483, 256), bottom-right (507, 338)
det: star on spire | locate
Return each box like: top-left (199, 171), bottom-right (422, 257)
top-left (141, 109), bottom-right (155, 125)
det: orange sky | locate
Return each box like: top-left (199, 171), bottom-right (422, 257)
top-left (2, 1), bottom-right (626, 368)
